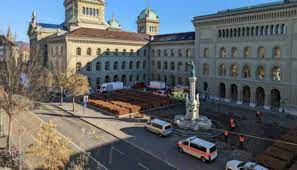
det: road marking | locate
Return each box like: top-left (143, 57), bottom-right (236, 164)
top-left (52, 103), bottom-right (178, 170)
top-left (138, 162), bottom-right (149, 170)
top-left (31, 105), bottom-right (109, 170)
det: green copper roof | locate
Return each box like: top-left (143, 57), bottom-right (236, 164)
top-left (107, 16), bottom-right (121, 29)
top-left (138, 8), bottom-right (159, 21)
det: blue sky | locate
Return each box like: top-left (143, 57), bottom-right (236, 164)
top-left (0, 0), bottom-right (279, 42)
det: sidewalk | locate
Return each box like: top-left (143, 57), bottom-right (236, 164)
top-left (52, 102), bottom-right (146, 141)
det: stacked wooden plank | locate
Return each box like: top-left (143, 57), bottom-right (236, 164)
top-left (256, 129), bottom-right (297, 170)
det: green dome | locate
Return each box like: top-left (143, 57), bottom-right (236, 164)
top-left (138, 8), bottom-right (159, 21)
top-left (107, 16), bottom-right (121, 29)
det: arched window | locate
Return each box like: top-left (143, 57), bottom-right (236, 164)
top-left (203, 48), bottom-right (209, 58)
top-left (114, 61), bottom-right (118, 70)
top-left (143, 49), bottom-right (147, 56)
top-left (280, 24), bottom-right (285, 34)
top-left (230, 64), bottom-right (238, 77)
top-left (157, 61), bottom-right (161, 70)
top-left (231, 47), bottom-right (238, 58)
top-left (244, 47), bottom-right (251, 58)
top-left (113, 75), bottom-right (119, 82)
top-left (106, 48), bottom-right (110, 56)
top-left (136, 61), bottom-right (141, 69)
top-left (86, 62), bottom-right (92, 71)
top-left (157, 49), bottom-right (161, 56)
top-left (96, 62), bottom-right (101, 71)
top-left (272, 66), bottom-right (281, 81)
top-left (96, 48), bottom-right (101, 55)
top-left (76, 48), bottom-right (81, 56)
top-left (86, 8), bottom-right (89, 15)
top-left (96, 77), bottom-right (101, 86)
top-left (256, 66), bottom-right (265, 80)
top-left (129, 61), bottom-right (133, 70)
top-left (163, 61), bottom-right (168, 70)
top-left (218, 64), bottom-right (226, 76)
top-left (178, 49), bottom-right (182, 56)
top-left (273, 47), bottom-right (281, 58)
top-left (275, 25), bottom-right (279, 34)
top-left (242, 64), bottom-right (251, 78)
top-left (87, 48), bottom-right (92, 56)
top-left (105, 62), bottom-right (110, 71)
top-left (122, 61), bottom-right (126, 70)
top-left (170, 49), bottom-right (175, 56)
top-left (177, 62), bottom-right (183, 71)
top-left (220, 47), bottom-right (226, 58)
top-left (170, 62), bottom-right (175, 71)
top-left (258, 47), bottom-right (265, 58)
top-left (218, 30), bottom-right (222, 37)
top-left (186, 48), bottom-right (191, 57)
top-left (137, 50), bottom-right (140, 56)
top-left (203, 63), bottom-right (209, 76)
top-left (76, 62), bottom-right (82, 72)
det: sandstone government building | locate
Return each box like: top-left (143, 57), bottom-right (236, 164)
top-left (28, 0), bottom-right (297, 115)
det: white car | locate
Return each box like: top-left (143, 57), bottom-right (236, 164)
top-left (226, 160), bottom-right (269, 170)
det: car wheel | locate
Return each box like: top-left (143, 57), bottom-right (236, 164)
top-left (201, 157), bottom-right (207, 163)
top-left (178, 147), bottom-right (183, 153)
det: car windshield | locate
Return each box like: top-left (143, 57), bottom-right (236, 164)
top-left (165, 125), bottom-right (172, 130)
top-left (237, 162), bottom-right (246, 168)
top-left (209, 145), bottom-right (217, 153)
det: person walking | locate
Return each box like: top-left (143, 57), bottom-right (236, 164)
top-left (224, 129), bottom-right (229, 143)
top-left (230, 117), bottom-right (236, 130)
top-left (256, 110), bottom-right (262, 122)
top-left (239, 135), bottom-right (246, 150)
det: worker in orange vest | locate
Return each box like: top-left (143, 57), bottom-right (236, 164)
top-left (230, 117), bottom-right (236, 130)
top-left (239, 135), bottom-right (246, 149)
top-left (224, 129), bottom-right (229, 142)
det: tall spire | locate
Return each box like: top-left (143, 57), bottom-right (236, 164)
top-left (31, 11), bottom-right (37, 23)
top-left (6, 25), bottom-right (14, 42)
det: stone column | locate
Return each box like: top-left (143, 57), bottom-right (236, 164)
top-left (236, 86), bottom-right (242, 104)
top-left (225, 84), bottom-right (231, 102)
top-left (264, 89), bottom-right (271, 110)
top-left (185, 77), bottom-right (199, 120)
top-left (249, 87), bottom-right (256, 107)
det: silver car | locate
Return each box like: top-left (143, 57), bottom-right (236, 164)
top-left (145, 118), bottom-right (173, 137)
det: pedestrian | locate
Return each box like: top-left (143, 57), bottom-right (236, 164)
top-left (239, 135), bottom-right (246, 150)
top-left (224, 129), bottom-right (229, 143)
top-left (256, 110), bottom-right (262, 122)
top-left (230, 117), bottom-right (236, 130)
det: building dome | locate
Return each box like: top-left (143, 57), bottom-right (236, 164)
top-left (138, 8), bottom-right (159, 21)
top-left (107, 16), bottom-right (121, 30)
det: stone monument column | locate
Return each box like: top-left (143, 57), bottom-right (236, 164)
top-left (185, 76), bottom-right (199, 120)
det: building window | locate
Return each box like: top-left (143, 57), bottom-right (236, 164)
top-left (96, 62), bottom-right (101, 71)
top-left (203, 48), bottom-right (209, 58)
top-left (242, 65), bottom-right (251, 78)
top-left (143, 61), bottom-right (146, 69)
top-left (273, 47), bottom-right (281, 58)
top-left (257, 66), bottom-right (265, 80)
top-left (121, 61), bottom-right (126, 70)
top-left (258, 47), bottom-right (265, 58)
top-left (130, 49), bottom-right (134, 56)
top-left (186, 48), bottom-right (191, 57)
top-left (203, 63), bottom-right (209, 76)
top-left (151, 50), bottom-right (155, 57)
top-left (163, 61), bottom-right (168, 70)
top-left (170, 62), bottom-right (175, 71)
top-left (129, 61), bottom-right (133, 70)
top-left (231, 47), bottom-right (238, 58)
top-left (114, 49), bottom-right (119, 56)
top-left (86, 62), bottom-right (92, 71)
top-left (136, 61), bottom-right (140, 69)
top-left (230, 64), bottom-right (238, 77)
top-left (137, 50), bottom-right (140, 56)
top-left (114, 61), bottom-right (118, 70)
top-left (87, 48), bottom-right (92, 56)
top-left (143, 49), bottom-right (147, 56)
top-left (129, 75), bottom-right (133, 82)
top-left (157, 61), bottom-right (161, 70)
top-left (178, 49), bottom-right (182, 57)
top-left (272, 66), bottom-right (281, 81)
top-left (106, 48), bottom-right (110, 56)
top-left (122, 49), bottom-right (127, 56)
top-left (164, 49), bottom-right (168, 56)
top-left (218, 64), bottom-right (226, 76)
top-left (177, 62), bottom-right (183, 71)
top-left (83, 7), bottom-right (86, 15)
top-left (244, 47), bottom-right (251, 58)
top-left (170, 49), bottom-right (174, 57)
top-left (220, 47), bottom-right (226, 58)
top-left (105, 62), bottom-right (110, 71)
top-left (76, 48), bottom-right (81, 56)
top-left (76, 62), bottom-right (82, 72)
top-left (96, 77), bottom-right (101, 85)
top-left (157, 49), bottom-right (161, 57)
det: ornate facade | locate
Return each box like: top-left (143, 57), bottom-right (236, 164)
top-left (193, 0), bottom-right (297, 114)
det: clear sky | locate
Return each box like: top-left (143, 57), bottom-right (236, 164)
top-left (0, 0), bottom-right (279, 42)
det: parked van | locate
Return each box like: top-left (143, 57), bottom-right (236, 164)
top-left (177, 136), bottom-right (217, 162)
top-left (145, 118), bottom-right (173, 137)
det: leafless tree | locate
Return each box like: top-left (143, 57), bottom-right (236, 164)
top-left (0, 47), bottom-right (48, 150)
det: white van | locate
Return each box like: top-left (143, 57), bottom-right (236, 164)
top-left (145, 118), bottom-right (173, 137)
top-left (177, 136), bottom-right (217, 162)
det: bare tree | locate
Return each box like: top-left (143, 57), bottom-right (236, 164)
top-left (28, 120), bottom-right (71, 170)
top-left (65, 73), bottom-right (89, 111)
top-left (0, 47), bottom-right (47, 150)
